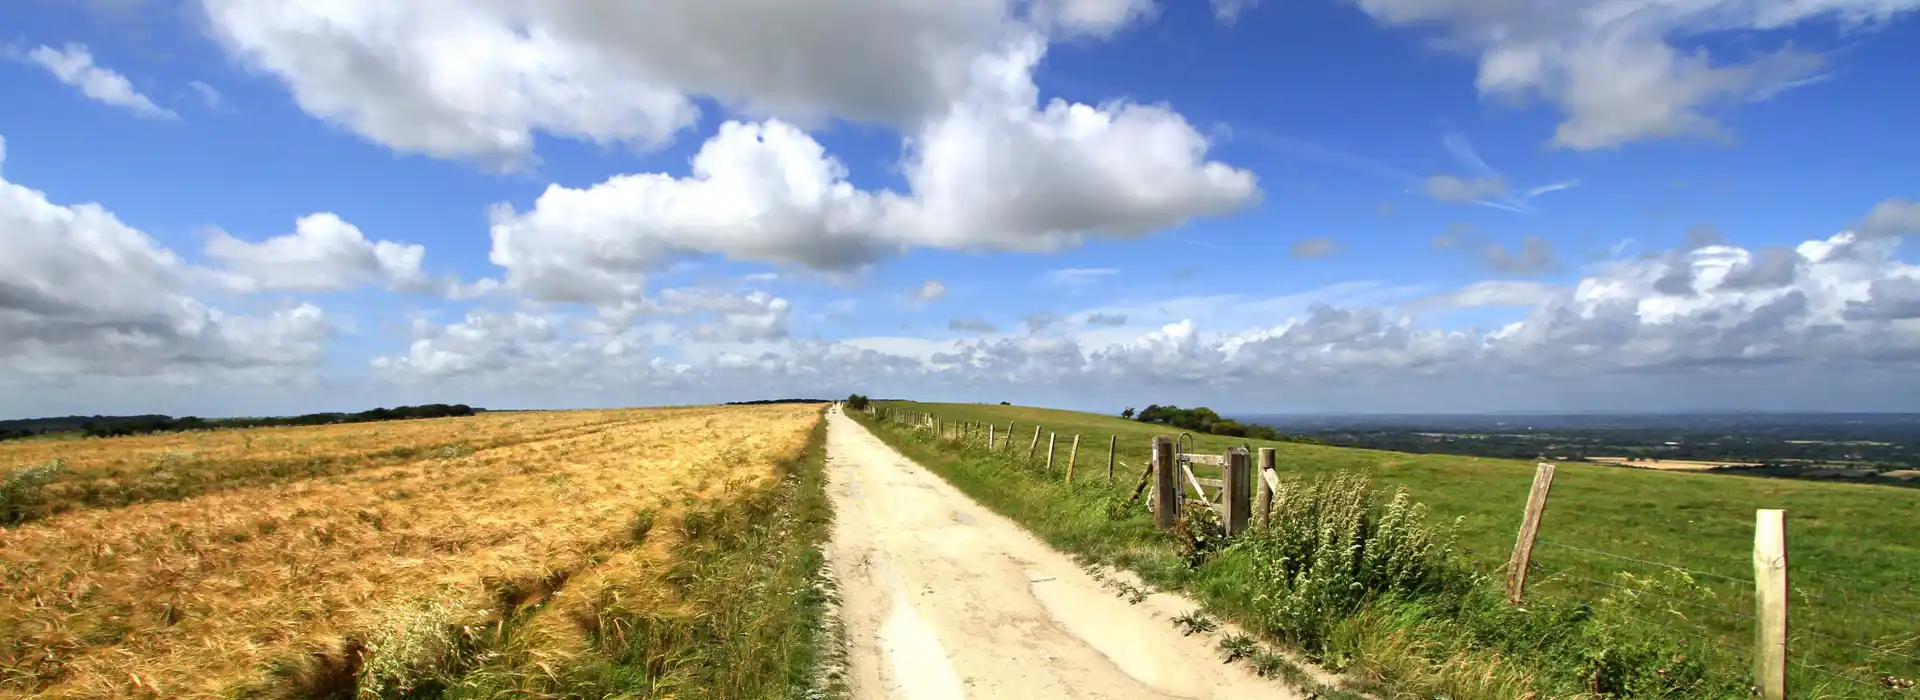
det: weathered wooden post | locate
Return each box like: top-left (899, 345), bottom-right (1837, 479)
top-left (1066, 435), bottom-right (1080, 482)
top-left (1006, 423), bottom-right (1015, 450)
top-left (1028, 426), bottom-right (1042, 458)
top-left (1223, 447), bottom-right (1253, 536)
top-left (988, 424), bottom-right (996, 450)
top-left (1257, 447), bottom-right (1276, 529)
top-left (1045, 432), bottom-right (1056, 470)
top-left (1754, 509), bottom-right (1788, 700)
top-left (1107, 435), bottom-right (1118, 483)
top-left (1152, 436), bottom-right (1179, 530)
top-left (1505, 463), bottom-right (1557, 605)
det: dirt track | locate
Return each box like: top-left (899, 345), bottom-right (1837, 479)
top-left (823, 406), bottom-right (1303, 700)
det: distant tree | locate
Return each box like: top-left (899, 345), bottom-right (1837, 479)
top-left (1000, 401), bottom-right (1011, 405)
top-left (1121, 407), bottom-right (1135, 419)
top-left (845, 394), bottom-right (871, 411)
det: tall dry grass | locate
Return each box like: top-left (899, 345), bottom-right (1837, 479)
top-left (0, 403), bottom-right (818, 699)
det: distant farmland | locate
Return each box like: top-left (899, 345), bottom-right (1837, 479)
top-left (0, 404), bottom-right (828, 698)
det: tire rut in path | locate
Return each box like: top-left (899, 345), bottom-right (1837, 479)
top-left (823, 406), bottom-right (1305, 700)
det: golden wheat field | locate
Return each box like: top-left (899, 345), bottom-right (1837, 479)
top-left (0, 403), bottom-right (821, 699)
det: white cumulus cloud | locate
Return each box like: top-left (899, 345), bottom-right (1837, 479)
top-left (485, 40), bottom-right (1255, 303)
top-left (0, 133), bottom-right (331, 381)
top-left (204, 213), bottom-right (436, 294)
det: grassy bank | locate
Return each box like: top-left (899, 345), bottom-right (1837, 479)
top-left (856, 402), bottom-right (1919, 698)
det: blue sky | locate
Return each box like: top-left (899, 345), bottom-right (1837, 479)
top-left (3, 0), bottom-right (1919, 418)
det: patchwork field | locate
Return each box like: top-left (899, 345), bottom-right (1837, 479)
top-left (1585, 456), bottom-right (1756, 470)
top-left (0, 404), bottom-right (828, 699)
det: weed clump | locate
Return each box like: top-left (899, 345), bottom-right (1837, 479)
top-left (1173, 609), bottom-right (1218, 636)
top-left (1235, 472), bottom-right (1461, 649)
top-left (357, 601), bottom-right (485, 698)
top-left (1, 459), bottom-right (61, 525)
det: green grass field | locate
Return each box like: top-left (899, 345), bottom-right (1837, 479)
top-left (876, 401), bottom-right (1920, 697)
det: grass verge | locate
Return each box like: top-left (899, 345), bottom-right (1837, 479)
top-left (852, 406), bottom-right (1913, 699)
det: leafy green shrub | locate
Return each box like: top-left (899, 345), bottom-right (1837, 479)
top-left (1234, 472), bottom-right (1462, 648)
top-left (1, 459), bottom-right (62, 525)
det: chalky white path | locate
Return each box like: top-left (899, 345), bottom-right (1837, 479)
top-left (824, 407), bottom-right (1304, 699)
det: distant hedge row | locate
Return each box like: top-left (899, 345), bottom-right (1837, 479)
top-left (0, 404), bottom-right (478, 441)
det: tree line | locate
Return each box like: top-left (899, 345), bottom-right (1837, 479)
top-left (1123, 404), bottom-right (1324, 444)
top-left (0, 404), bottom-right (479, 441)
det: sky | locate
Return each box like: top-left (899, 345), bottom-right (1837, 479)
top-left (3, 0), bottom-right (1919, 419)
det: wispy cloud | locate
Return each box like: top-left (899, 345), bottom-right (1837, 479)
top-left (25, 44), bottom-right (177, 120)
top-left (948, 317), bottom-right (998, 333)
top-left (1524, 180), bottom-right (1581, 198)
top-left (1039, 268), bottom-right (1120, 289)
top-left (1211, 0), bottom-right (1261, 23)
top-left (911, 279), bottom-right (947, 302)
top-left (1235, 125), bottom-right (1421, 185)
top-left (1404, 280), bottom-right (1564, 311)
top-left (1290, 237), bottom-right (1341, 259)
top-left (1430, 131), bottom-right (1579, 214)
top-left (188, 80), bottom-right (224, 110)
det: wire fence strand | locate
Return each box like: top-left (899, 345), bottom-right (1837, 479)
top-left (1792, 567), bottom-right (1920, 597)
top-left (1537, 539), bottom-right (1752, 586)
top-left (1528, 568), bottom-right (1758, 622)
top-left (1791, 588), bottom-right (1920, 626)
top-left (1792, 627), bottom-right (1920, 667)
top-left (1789, 657), bottom-right (1887, 691)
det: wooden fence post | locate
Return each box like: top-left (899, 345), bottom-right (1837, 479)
top-left (1045, 433), bottom-right (1056, 470)
top-left (1066, 435), bottom-right (1080, 482)
top-left (1107, 435), bottom-right (1117, 483)
top-left (1152, 436), bottom-right (1179, 530)
top-left (1754, 509), bottom-right (1788, 700)
top-left (1257, 448), bottom-right (1276, 529)
top-left (1223, 447), bottom-right (1252, 536)
top-left (1505, 463), bottom-right (1557, 605)
top-left (988, 424), bottom-right (996, 450)
top-left (1029, 426), bottom-right (1042, 458)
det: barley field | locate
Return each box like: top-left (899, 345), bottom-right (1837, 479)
top-left (0, 403), bottom-right (826, 699)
